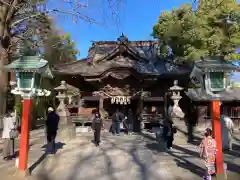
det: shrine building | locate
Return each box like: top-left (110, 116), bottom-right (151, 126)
top-left (53, 34), bottom-right (240, 131)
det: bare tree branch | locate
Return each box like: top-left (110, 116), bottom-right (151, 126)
top-left (0, 0), bottom-right (20, 8)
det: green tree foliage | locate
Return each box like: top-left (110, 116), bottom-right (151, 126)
top-left (152, 0), bottom-right (240, 61)
top-left (43, 29), bottom-right (79, 67)
top-left (42, 25), bottom-right (79, 97)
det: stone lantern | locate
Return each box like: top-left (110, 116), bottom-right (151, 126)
top-left (169, 80), bottom-right (185, 121)
top-left (55, 81), bottom-right (68, 123)
top-left (54, 81), bottom-right (79, 142)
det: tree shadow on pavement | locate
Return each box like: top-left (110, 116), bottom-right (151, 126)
top-left (29, 142), bottom-right (65, 175)
top-left (169, 145), bottom-right (205, 177)
top-left (145, 143), bottom-right (166, 153)
top-left (224, 143), bottom-right (240, 157)
top-left (233, 136), bottom-right (240, 142)
top-left (172, 144), bottom-right (240, 176)
top-left (31, 134), bottom-right (223, 180)
top-left (142, 132), bottom-right (240, 178)
top-left (170, 153), bottom-right (205, 177)
top-left (137, 131), bottom-right (156, 141)
top-left (146, 141), bottom-right (206, 178)
top-left (99, 137), bottom-right (161, 180)
top-left (176, 126), bottom-right (202, 144)
top-left (33, 141), bottom-right (91, 180)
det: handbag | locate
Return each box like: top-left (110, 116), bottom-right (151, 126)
top-left (10, 129), bottom-right (18, 138)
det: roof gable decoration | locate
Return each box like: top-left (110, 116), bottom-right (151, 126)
top-left (117, 33), bottom-right (129, 45)
top-left (93, 34), bottom-right (151, 64)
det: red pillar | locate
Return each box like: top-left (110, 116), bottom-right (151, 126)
top-left (211, 100), bottom-right (224, 174)
top-left (18, 98), bottom-right (32, 173)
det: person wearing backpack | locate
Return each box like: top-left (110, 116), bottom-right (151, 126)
top-left (162, 120), bottom-right (177, 150)
top-left (112, 108), bottom-right (124, 136)
top-left (92, 111), bottom-right (103, 146)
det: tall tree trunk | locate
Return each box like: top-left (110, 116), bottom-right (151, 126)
top-left (0, 43), bottom-right (9, 129)
top-left (0, 0), bottom-right (18, 129)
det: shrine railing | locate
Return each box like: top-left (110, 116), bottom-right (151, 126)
top-left (70, 115), bottom-right (92, 127)
top-left (139, 113), bottom-right (164, 123)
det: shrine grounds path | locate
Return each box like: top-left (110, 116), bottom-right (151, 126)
top-left (0, 126), bottom-right (240, 180)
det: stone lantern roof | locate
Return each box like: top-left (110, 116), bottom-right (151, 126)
top-left (54, 81), bottom-right (80, 96)
top-left (4, 56), bottom-right (53, 78)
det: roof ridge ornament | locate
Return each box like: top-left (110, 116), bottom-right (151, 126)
top-left (117, 33), bottom-right (129, 44)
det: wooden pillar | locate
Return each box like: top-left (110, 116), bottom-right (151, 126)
top-left (138, 97), bottom-right (144, 131)
top-left (164, 92), bottom-right (168, 118)
top-left (211, 100), bottom-right (224, 178)
top-left (99, 97), bottom-right (104, 118)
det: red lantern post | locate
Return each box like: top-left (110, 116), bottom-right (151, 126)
top-left (211, 100), bottom-right (224, 178)
top-left (4, 55), bottom-right (53, 177)
top-left (18, 96), bottom-right (33, 175)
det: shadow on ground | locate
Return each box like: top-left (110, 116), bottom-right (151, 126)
top-left (22, 131), bottom-right (240, 180)
top-left (31, 135), bottom-right (169, 180)
top-left (142, 130), bottom-right (240, 179)
top-left (29, 142), bottom-right (65, 174)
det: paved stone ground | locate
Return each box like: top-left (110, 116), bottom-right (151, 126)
top-left (0, 127), bottom-right (240, 180)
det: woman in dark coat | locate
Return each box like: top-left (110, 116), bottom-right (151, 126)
top-left (92, 111), bottom-right (103, 146)
top-left (162, 120), bottom-right (177, 150)
top-left (46, 107), bottom-right (59, 154)
top-left (126, 109), bottom-right (133, 135)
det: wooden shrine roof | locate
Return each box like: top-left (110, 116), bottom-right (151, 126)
top-left (53, 34), bottom-right (191, 79)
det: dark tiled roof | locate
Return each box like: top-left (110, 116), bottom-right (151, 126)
top-left (186, 88), bottom-right (240, 101)
top-left (53, 35), bottom-right (191, 77)
top-left (195, 58), bottom-right (239, 72)
top-left (53, 56), bottom-right (191, 76)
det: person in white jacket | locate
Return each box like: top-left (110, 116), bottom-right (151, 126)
top-left (2, 108), bottom-right (16, 161)
top-left (221, 115), bottom-right (234, 150)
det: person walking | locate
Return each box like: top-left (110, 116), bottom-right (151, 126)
top-left (92, 111), bottom-right (103, 146)
top-left (162, 120), bottom-right (176, 150)
top-left (2, 108), bottom-right (17, 161)
top-left (167, 121), bottom-right (177, 149)
top-left (126, 109), bottom-right (133, 135)
top-left (46, 107), bottom-right (59, 154)
top-left (112, 108), bottom-right (124, 136)
top-left (199, 128), bottom-right (217, 180)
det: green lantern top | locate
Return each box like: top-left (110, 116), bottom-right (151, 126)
top-left (4, 55), bottom-right (53, 78)
top-left (4, 55), bottom-right (53, 96)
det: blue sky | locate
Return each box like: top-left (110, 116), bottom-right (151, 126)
top-left (47, 0), bottom-right (240, 81)
top-left (48, 0), bottom-right (193, 58)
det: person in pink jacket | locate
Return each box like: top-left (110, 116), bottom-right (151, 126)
top-left (199, 128), bottom-right (217, 180)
